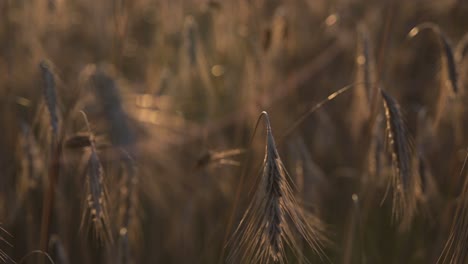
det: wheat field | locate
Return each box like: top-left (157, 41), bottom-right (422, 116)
top-left (0, 0), bottom-right (467, 263)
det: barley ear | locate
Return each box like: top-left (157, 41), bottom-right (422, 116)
top-left (408, 23), bottom-right (458, 95)
top-left (39, 60), bottom-right (60, 137)
top-left (227, 111), bottom-right (327, 263)
top-left (78, 111), bottom-right (113, 244)
top-left (381, 90), bottom-right (416, 228)
top-left (408, 23), bottom-right (459, 133)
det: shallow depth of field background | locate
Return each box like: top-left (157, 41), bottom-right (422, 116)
top-left (0, 0), bottom-right (467, 263)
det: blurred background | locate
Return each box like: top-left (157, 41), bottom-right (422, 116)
top-left (0, 0), bottom-right (467, 263)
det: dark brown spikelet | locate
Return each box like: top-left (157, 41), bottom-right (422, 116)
top-left (227, 111), bottom-right (326, 264)
top-left (381, 90), bottom-right (415, 226)
top-left (79, 113), bottom-right (112, 244)
top-left (438, 152), bottom-right (468, 264)
top-left (409, 23), bottom-right (458, 95)
top-left (39, 60), bottom-right (59, 136)
top-left (91, 67), bottom-right (135, 148)
top-left (117, 151), bottom-right (139, 264)
top-left (408, 23), bottom-right (459, 133)
top-left (83, 143), bottom-right (112, 243)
